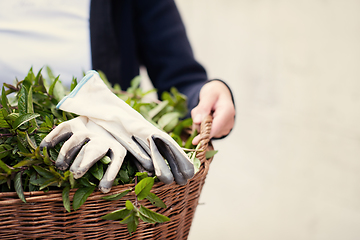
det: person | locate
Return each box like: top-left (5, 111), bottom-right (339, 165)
top-left (0, 0), bottom-right (235, 144)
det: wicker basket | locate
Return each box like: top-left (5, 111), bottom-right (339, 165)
top-left (0, 116), bottom-right (213, 240)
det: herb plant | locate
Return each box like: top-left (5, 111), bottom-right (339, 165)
top-left (0, 67), bottom-right (214, 234)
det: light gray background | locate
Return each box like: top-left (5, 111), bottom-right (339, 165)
top-left (169, 1), bottom-right (360, 240)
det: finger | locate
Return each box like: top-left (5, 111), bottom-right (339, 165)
top-left (99, 145), bottom-right (127, 193)
top-left (152, 134), bottom-right (194, 180)
top-left (70, 140), bottom-right (109, 179)
top-left (210, 101), bottom-right (235, 139)
top-left (149, 136), bottom-right (174, 184)
top-left (191, 95), bottom-right (217, 125)
top-left (192, 134), bottom-right (202, 146)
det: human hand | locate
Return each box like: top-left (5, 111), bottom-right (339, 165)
top-left (191, 80), bottom-right (235, 145)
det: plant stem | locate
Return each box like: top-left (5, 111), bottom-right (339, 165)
top-left (182, 148), bottom-right (204, 152)
top-left (134, 176), bottom-right (139, 208)
top-left (0, 133), bottom-right (13, 137)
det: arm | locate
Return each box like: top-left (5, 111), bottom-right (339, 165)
top-left (133, 0), bottom-right (207, 110)
top-left (134, 0), bottom-right (235, 140)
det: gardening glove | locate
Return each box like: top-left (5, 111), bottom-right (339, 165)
top-left (56, 70), bottom-right (194, 185)
top-left (40, 116), bottom-right (127, 193)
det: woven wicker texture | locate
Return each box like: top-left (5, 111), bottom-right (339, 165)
top-left (0, 116), bottom-right (213, 240)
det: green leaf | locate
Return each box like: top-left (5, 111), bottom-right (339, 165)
top-left (102, 189), bottom-right (131, 201)
top-left (48, 75), bottom-right (60, 96)
top-left (139, 205), bottom-right (170, 223)
top-left (14, 172), bottom-right (26, 203)
top-left (13, 159), bottom-right (42, 168)
top-left (98, 70), bottom-right (112, 89)
top-left (27, 85), bottom-right (38, 128)
top-left (146, 192), bottom-right (167, 208)
top-left (119, 169), bottom-right (130, 184)
top-left (17, 135), bottom-right (30, 153)
top-left (52, 78), bottom-right (66, 102)
top-left (26, 85), bottom-right (34, 113)
top-left (25, 132), bottom-right (37, 150)
top-left (70, 77), bottom-right (78, 91)
top-left (100, 155), bottom-right (111, 165)
top-left (185, 128), bottom-right (198, 149)
top-left (34, 67), bottom-right (43, 85)
top-left (42, 146), bottom-right (52, 165)
top-left (62, 186), bottom-right (71, 212)
top-left (158, 112), bottom-right (180, 132)
top-left (101, 208), bottom-right (131, 221)
top-left (148, 100), bottom-right (168, 119)
top-left (193, 157), bottom-right (201, 173)
top-left (125, 200), bottom-right (135, 210)
top-left (17, 85), bottom-right (27, 115)
top-left (0, 109), bottom-right (11, 128)
top-left (161, 91), bottom-right (175, 106)
top-left (12, 113), bottom-right (40, 129)
top-left (90, 162), bottom-right (104, 180)
top-left (69, 172), bottom-right (76, 188)
top-left (170, 132), bottom-right (182, 147)
top-left (1, 86), bottom-right (11, 114)
top-left (0, 159), bottom-right (13, 175)
top-left (73, 186), bottom-right (96, 211)
top-left (135, 171), bottom-right (148, 181)
top-left (33, 165), bottom-right (54, 179)
top-left (29, 175), bottom-right (47, 186)
top-left (138, 211), bottom-right (157, 224)
top-left (120, 210), bottom-right (139, 235)
top-left (172, 117), bottom-right (192, 136)
top-left (46, 65), bottom-right (56, 80)
top-left (45, 115), bottom-right (53, 128)
top-left (205, 150), bottom-right (218, 159)
top-left (130, 76), bottom-right (141, 90)
top-left (0, 144), bottom-right (12, 159)
top-left (78, 176), bottom-right (96, 188)
top-left (39, 177), bottom-right (58, 190)
top-left (48, 166), bottom-right (64, 180)
top-left (24, 66), bottom-right (35, 85)
top-left (134, 177), bottom-right (154, 201)
top-left (6, 112), bottom-right (19, 122)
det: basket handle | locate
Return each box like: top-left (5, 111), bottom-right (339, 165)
top-left (195, 115), bottom-right (213, 160)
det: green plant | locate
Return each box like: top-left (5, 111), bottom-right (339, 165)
top-left (0, 67), bottom-right (216, 234)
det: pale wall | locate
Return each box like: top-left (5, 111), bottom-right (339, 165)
top-left (173, 1), bottom-right (360, 240)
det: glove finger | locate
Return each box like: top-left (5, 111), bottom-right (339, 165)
top-left (115, 136), bottom-right (154, 172)
top-left (40, 116), bottom-right (87, 150)
top-left (152, 136), bottom-right (187, 185)
top-left (70, 140), bottom-right (109, 179)
top-left (149, 136), bottom-right (174, 184)
top-left (55, 134), bottom-right (90, 171)
top-left (131, 135), bottom-right (151, 156)
top-left (99, 145), bottom-right (127, 193)
top-left (152, 134), bottom-right (194, 179)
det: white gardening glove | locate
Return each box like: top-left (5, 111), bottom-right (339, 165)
top-left (56, 70), bottom-right (194, 185)
top-left (40, 116), bottom-right (127, 193)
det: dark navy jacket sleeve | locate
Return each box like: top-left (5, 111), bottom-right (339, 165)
top-left (90, 0), bottom-right (208, 113)
top-left (132, 0), bottom-right (208, 111)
